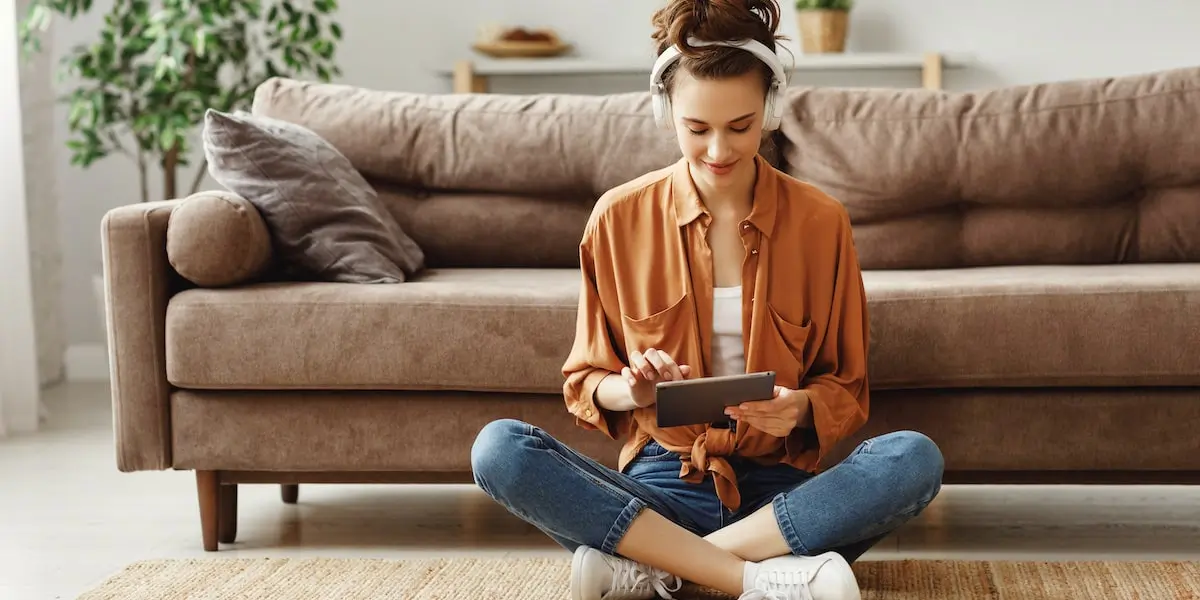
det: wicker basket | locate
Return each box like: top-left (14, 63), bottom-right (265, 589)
top-left (798, 9), bottom-right (849, 53)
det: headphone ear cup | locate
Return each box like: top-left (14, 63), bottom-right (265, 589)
top-left (762, 86), bottom-right (782, 131)
top-left (654, 90), bottom-right (674, 132)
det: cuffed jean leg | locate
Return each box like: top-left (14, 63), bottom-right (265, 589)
top-left (470, 419), bottom-right (697, 556)
top-left (772, 430), bottom-right (945, 562)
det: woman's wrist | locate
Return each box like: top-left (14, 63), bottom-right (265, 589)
top-left (594, 372), bottom-right (639, 412)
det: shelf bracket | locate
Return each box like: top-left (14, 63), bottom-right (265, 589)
top-left (922, 52), bottom-right (943, 90)
top-left (453, 60), bottom-right (489, 94)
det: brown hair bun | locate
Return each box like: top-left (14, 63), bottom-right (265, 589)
top-left (651, 0), bottom-right (786, 94)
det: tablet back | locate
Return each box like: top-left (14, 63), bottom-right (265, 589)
top-left (654, 371), bottom-right (776, 428)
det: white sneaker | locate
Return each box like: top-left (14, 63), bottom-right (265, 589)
top-left (570, 546), bottom-right (684, 600)
top-left (739, 552), bottom-right (861, 600)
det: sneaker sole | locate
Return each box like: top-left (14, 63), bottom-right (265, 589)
top-left (569, 545), bottom-right (589, 600)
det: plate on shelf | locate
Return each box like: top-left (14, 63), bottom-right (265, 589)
top-left (472, 29), bottom-right (572, 58)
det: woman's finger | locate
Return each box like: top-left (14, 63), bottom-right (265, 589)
top-left (731, 399), bottom-right (776, 416)
top-left (621, 366), bottom-right (638, 387)
top-left (656, 351), bottom-right (684, 381)
top-left (637, 348), bottom-right (661, 380)
top-left (629, 350), bottom-right (654, 381)
top-left (643, 348), bottom-right (670, 380)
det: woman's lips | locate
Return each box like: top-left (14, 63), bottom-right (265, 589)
top-left (705, 160), bottom-right (736, 175)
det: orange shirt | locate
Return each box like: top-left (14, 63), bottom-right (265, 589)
top-left (562, 154), bottom-right (870, 511)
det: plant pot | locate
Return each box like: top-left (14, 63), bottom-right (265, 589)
top-left (797, 9), bottom-right (849, 53)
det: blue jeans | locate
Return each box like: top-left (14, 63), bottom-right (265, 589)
top-left (471, 419), bottom-right (944, 563)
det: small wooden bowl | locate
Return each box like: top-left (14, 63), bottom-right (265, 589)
top-left (472, 31), bottom-right (572, 58)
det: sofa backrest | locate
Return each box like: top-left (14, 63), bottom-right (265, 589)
top-left (251, 67), bottom-right (1200, 270)
top-left (778, 65), bottom-right (1200, 269)
top-left (251, 78), bottom-right (684, 267)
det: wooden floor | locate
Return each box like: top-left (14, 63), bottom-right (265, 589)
top-left (2, 382), bottom-right (1198, 598)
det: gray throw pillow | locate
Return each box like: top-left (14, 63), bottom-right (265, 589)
top-left (202, 109), bottom-right (424, 283)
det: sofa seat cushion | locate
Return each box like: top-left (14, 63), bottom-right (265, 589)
top-left (166, 265), bottom-right (1200, 392)
top-left (166, 268), bottom-right (581, 393)
top-left (866, 264), bottom-right (1200, 388)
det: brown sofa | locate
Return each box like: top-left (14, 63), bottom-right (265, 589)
top-left (100, 66), bottom-right (1200, 552)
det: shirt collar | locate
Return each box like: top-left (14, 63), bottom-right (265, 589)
top-left (671, 153), bottom-right (778, 237)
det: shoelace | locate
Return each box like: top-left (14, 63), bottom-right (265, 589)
top-left (737, 568), bottom-right (815, 600)
top-left (605, 555), bottom-right (684, 599)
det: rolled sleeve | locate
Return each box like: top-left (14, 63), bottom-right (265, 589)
top-left (562, 226), bottom-right (631, 440)
top-left (786, 209), bottom-right (870, 469)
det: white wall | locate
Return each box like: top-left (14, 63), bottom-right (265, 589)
top-left (34, 0), bottom-right (1200, 369)
top-left (1, 0), bottom-right (42, 434)
top-left (17, 0), bottom-right (65, 387)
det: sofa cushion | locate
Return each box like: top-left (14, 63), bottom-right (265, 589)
top-left (249, 77), bottom-right (784, 200)
top-left (166, 269), bottom-right (580, 393)
top-left (201, 109), bottom-right (426, 284)
top-left (167, 191), bottom-right (273, 287)
top-left (166, 265), bottom-right (1200, 393)
top-left (866, 264), bottom-right (1200, 388)
top-left (250, 78), bottom-right (681, 199)
top-left (778, 66), bottom-right (1200, 269)
top-left (374, 184), bottom-right (592, 269)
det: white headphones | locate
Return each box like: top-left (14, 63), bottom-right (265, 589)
top-left (650, 37), bottom-right (789, 132)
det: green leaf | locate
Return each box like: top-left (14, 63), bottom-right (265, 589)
top-left (22, 0), bottom-right (343, 185)
top-left (194, 30), bottom-right (207, 56)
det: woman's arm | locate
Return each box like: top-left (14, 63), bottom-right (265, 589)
top-left (593, 372), bottom-right (638, 413)
top-left (785, 207), bottom-right (870, 466)
top-left (561, 216), bottom-right (635, 439)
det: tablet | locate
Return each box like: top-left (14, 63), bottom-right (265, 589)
top-left (654, 371), bottom-right (776, 428)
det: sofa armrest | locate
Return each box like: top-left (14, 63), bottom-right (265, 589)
top-left (100, 200), bottom-right (184, 472)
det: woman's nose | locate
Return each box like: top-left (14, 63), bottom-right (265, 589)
top-left (707, 136), bottom-right (731, 161)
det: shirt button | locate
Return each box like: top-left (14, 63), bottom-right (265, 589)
top-left (751, 249), bottom-right (759, 255)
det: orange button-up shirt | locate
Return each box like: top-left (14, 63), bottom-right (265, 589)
top-left (562, 154), bottom-right (870, 511)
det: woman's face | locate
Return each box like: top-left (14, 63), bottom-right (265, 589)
top-left (669, 69), bottom-right (766, 196)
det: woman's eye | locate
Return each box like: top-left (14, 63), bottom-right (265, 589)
top-left (688, 128), bottom-right (708, 136)
top-left (731, 125), bottom-right (751, 133)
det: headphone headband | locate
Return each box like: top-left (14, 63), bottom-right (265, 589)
top-left (650, 38), bottom-right (788, 92)
top-left (649, 37), bottom-right (789, 131)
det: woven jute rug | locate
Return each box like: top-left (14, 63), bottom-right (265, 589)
top-left (77, 556), bottom-right (1200, 600)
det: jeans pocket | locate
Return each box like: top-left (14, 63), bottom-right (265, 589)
top-left (637, 440), bottom-right (680, 462)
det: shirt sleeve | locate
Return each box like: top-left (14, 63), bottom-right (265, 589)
top-left (787, 207), bottom-right (870, 470)
top-left (561, 223), bottom-right (632, 440)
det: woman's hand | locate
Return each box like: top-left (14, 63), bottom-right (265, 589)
top-left (622, 348), bottom-right (692, 408)
top-left (724, 386), bottom-right (811, 437)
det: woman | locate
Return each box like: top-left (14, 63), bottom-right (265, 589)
top-left (471, 1), bottom-right (945, 598)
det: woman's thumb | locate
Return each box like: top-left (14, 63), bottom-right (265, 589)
top-left (680, 365), bottom-right (692, 377)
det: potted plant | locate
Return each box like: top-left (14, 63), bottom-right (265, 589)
top-left (18, 0), bottom-right (345, 330)
top-left (795, 0), bottom-right (852, 53)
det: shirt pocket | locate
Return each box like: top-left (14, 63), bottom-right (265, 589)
top-left (765, 302), bottom-right (815, 387)
top-left (620, 292), bottom-right (695, 362)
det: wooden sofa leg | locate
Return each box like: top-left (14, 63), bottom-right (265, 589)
top-left (196, 470), bottom-right (219, 551)
top-left (219, 484), bottom-right (238, 544)
top-left (281, 484), bottom-right (299, 504)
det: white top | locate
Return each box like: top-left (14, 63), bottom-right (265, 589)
top-left (711, 286), bottom-right (746, 377)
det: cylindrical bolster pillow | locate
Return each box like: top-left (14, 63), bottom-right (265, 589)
top-left (167, 191), bottom-right (273, 287)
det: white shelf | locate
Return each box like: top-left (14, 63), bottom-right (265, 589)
top-left (440, 52), bottom-right (972, 77)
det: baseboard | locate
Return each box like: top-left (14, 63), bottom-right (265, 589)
top-left (65, 344), bottom-right (110, 381)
